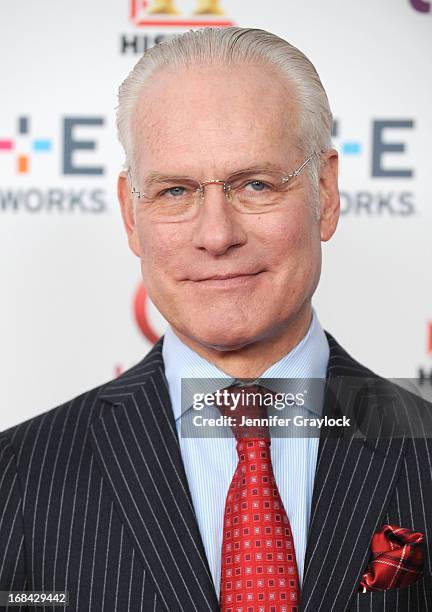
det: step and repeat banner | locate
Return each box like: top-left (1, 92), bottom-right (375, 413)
top-left (1, 0), bottom-right (431, 430)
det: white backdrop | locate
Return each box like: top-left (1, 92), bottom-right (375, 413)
top-left (1, 0), bottom-right (431, 430)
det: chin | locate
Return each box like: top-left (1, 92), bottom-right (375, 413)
top-left (185, 318), bottom-right (264, 352)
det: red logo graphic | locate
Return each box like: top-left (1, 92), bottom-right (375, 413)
top-left (134, 282), bottom-right (161, 344)
top-left (130, 0), bottom-right (234, 27)
top-left (428, 321), bottom-right (432, 355)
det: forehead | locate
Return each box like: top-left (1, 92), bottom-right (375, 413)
top-left (131, 62), bottom-right (300, 176)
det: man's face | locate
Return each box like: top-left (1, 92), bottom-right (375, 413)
top-left (118, 63), bottom-right (339, 352)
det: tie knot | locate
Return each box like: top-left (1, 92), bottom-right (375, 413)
top-left (217, 384), bottom-right (272, 441)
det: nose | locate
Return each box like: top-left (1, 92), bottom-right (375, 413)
top-left (191, 182), bottom-right (247, 256)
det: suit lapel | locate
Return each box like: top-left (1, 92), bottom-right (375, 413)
top-left (89, 341), bottom-right (219, 612)
top-left (300, 334), bottom-right (408, 612)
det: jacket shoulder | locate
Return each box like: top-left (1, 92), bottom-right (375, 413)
top-left (325, 331), bottom-right (432, 437)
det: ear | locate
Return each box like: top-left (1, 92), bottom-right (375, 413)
top-left (318, 148), bottom-right (340, 242)
top-left (118, 171), bottom-right (141, 257)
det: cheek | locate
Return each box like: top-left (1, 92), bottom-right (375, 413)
top-left (260, 209), bottom-right (317, 265)
top-left (260, 209), bottom-right (321, 302)
top-left (136, 220), bottom-right (189, 284)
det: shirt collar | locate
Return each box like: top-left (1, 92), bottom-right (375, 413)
top-left (162, 309), bottom-right (329, 422)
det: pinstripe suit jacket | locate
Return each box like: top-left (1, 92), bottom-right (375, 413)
top-left (1, 333), bottom-right (431, 612)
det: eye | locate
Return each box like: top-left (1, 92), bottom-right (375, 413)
top-left (244, 180), bottom-right (269, 192)
top-left (163, 186), bottom-right (187, 197)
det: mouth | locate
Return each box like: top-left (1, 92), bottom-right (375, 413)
top-left (187, 270), bottom-right (265, 287)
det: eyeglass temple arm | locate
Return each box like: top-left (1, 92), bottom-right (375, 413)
top-left (127, 169), bottom-right (144, 198)
top-left (282, 149), bottom-right (327, 184)
top-left (281, 154), bottom-right (313, 184)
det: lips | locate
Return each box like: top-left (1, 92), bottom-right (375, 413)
top-left (191, 271), bottom-right (263, 282)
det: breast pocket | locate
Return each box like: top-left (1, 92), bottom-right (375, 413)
top-left (349, 573), bottom-right (432, 611)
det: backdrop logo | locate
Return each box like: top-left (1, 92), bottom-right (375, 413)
top-left (0, 117), bottom-right (52, 174)
top-left (428, 321), bottom-right (432, 355)
top-left (0, 115), bottom-right (107, 214)
top-left (410, 0), bottom-right (431, 13)
top-left (0, 116), bottom-right (104, 176)
top-left (333, 118), bottom-right (417, 216)
top-left (418, 321), bottom-right (432, 384)
top-left (129, 0), bottom-right (234, 27)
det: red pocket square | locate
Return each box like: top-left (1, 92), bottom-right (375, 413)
top-left (359, 524), bottom-right (424, 592)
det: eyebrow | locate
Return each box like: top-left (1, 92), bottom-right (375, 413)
top-left (142, 163), bottom-right (287, 185)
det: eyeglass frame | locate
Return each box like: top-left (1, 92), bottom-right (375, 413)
top-left (127, 150), bottom-right (321, 202)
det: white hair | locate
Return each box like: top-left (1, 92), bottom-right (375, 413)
top-left (116, 27), bottom-right (333, 215)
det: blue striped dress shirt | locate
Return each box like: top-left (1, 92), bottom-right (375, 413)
top-left (162, 310), bottom-right (329, 596)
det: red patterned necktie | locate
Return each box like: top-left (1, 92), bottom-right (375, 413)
top-left (219, 386), bottom-right (300, 612)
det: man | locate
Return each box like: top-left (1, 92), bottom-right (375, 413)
top-left (0, 27), bottom-right (431, 612)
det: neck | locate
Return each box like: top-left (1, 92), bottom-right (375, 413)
top-left (172, 305), bottom-right (313, 378)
